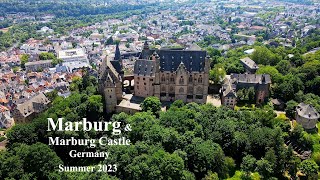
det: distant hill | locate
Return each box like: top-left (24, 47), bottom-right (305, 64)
top-left (276, 0), bottom-right (313, 5)
top-left (0, 0), bottom-right (156, 17)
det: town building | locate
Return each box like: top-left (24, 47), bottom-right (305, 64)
top-left (240, 57), bottom-right (259, 74)
top-left (295, 103), bottom-right (319, 130)
top-left (0, 105), bottom-right (14, 129)
top-left (221, 79), bottom-right (237, 108)
top-left (25, 60), bottom-right (53, 71)
top-left (58, 48), bottom-right (91, 72)
top-left (12, 93), bottom-right (50, 123)
top-left (221, 74), bottom-right (271, 108)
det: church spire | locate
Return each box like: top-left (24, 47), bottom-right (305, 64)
top-left (143, 41), bottom-right (149, 50)
top-left (114, 43), bottom-right (121, 60)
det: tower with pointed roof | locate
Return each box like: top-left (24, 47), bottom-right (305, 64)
top-left (114, 43), bottom-right (121, 61)
top-left (98, 55), bottom-right (123, 114)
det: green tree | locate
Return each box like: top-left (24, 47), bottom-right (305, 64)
top-left (209, 63), bottom-right (226, 84)
top-left (127, 150), bottom-right (185, 180)
top-left (141, 96), bottom-right (161, 115)
top-left (241, 155), bottom-right (257, 177)
top-left (6, 124), bottom-right (38, 149)
top-left (247, 87), bottom-right (255, 103)
top-left (255, 159), bottom-right (273, 179)
top-left (186, 138), bottom-right (227, 179)
top-left (299, 159), bottom-right (319, 179)
top-left (251, 46), bottom-right (281, 66)
top-left (15, 143), bottom-right (63, 179)
top-left (285, 100), bottom-right (298, 119)
top-left (51, 58), bottom-right (63, 66)
top-left (256, 65), bottom-right (282, 84)
top-left (20, 54), bottom-right (30, 69)
top-left (276, 60), bottom-right (292, 75)
top-left (39, 52), bottom-right (56, 60)
top-left (204, 171), bottom-right (219, 180)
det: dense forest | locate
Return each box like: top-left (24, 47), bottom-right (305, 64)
top-left (0, 1), bottom-right (154, 18)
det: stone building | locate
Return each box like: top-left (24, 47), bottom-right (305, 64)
top-left (12, 92), bottom-right (50, 123)
top-left (295, 103), bottom-right (319, 130)
top-left (0, 105), bottom-right (14, 129)
top-left (221, 73), bottom-right (271, 108)
top-left (25, 60), bottom-right (53, 72)
top-left (134, 42), bottom-right (210, 104)
top-left (99, 42), bottom-right (210, 114)
top-left (240, 57), bottom-right (259, 74)
top-left (98, 44), bottom-right (124, 114)
top-left (221, 79), bottom-right (237, 108)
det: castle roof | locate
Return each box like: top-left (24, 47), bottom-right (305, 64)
top-left (231, 74), bottom-right (271, 84)
top-left (296, 103), bottom-right (320, 120)
top-left (158, 49), bottom-right (207, 73)
top-left (240, 57), bottom-right (259, 70)
top-left (222, 79), bottom-right (237, 97)
top-left (110, 60), bottom-right (122, 74)
top-left (134, 60), bottom-right (156, 76)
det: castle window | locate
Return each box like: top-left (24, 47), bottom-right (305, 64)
top-left (179, 87), bottom-right (184, 93)
top-left (189, 75), bottom-right (192, 83)
top-left (161, 86), bottom-right (166, 92)
top-left (161, 75), bottom-right (165, 82)
top-left (198, 75), bottom-right (203, 83)
top-left (109, 96), bottom-right (112, 98)
top-left (179, 76), bottom-right (184, 84)
top-left (170, 75), bottom-right (174, 82)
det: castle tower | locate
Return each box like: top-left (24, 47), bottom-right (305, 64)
top-left (104, 72), bottom-right (118, 114)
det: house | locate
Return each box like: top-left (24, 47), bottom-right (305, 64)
top-left (271, 98), bottom-right (285, 111)
top-left (12, 93), bottom-right (50, 123)
top-left (221, 74), bottom-right (271, 108)
top-left (221, 79), bottom-right (237, 108)
top-left (58, 48), bottom-right (90, 72)
top-left (240, 57), bottom-right (259, 74)
top-left (0, 105), bottom-right (14, 129)
top-left (25, 60), bottom-right (53, 72)
top-left (295, 103), bottom-right (319, 130)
